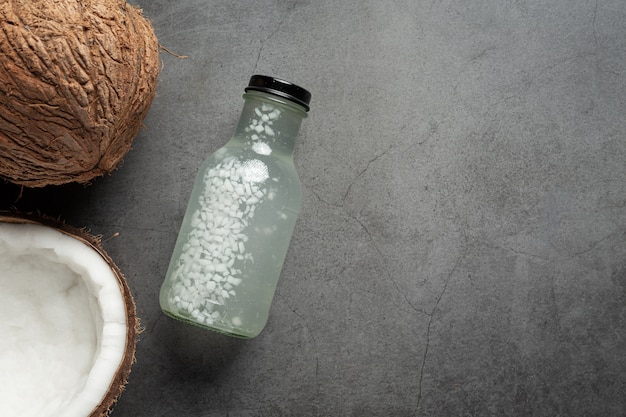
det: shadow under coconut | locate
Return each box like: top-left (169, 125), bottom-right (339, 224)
top-left (0, 180), bottom-right (93, 219)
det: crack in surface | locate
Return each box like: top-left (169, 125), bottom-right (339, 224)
top-left (341, 143), bottom-right (395, 204)
top-left (276, 292), bottom-right (320, 416)
top-left (303, 127), bottom-right (467, 415)
top-left (589, 0), bottom-right (620, 76)
top-left (304, 182), bottom-right (431, 317)
top-left (483, 230), bottom-right (621, 263)
top-left (414, 236), bottom-right (468, 415)
top-left (352, 212), bottom-right (431, 317)
top-left (306, 182), bottom-right (471, 416)
top-left (592, 0), bottom-right (599, 49)
top-left (136, 311), bottom-right (164, 344)
top-left (252, 4), bottom-right (296, 72)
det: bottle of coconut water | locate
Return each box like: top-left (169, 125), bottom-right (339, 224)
top-left (160, 75), bottom-right (311, 338)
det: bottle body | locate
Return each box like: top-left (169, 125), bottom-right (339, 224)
top-left (160, 90), bottom-right (305, 338)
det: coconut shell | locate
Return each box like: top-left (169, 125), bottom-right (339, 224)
top-left (0, 211), bottom-right (139, 417)
top-left (0, 0), bottom-right (160, 187)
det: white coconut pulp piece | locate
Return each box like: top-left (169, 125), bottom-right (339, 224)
top-left (0, 220), bottom-right (130, 417)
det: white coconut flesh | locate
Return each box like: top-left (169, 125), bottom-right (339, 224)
top-left (0, 222), bottom-right (128, 417)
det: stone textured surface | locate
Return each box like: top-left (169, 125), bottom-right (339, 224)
top-left (1, 0), bottom-right (625, 415)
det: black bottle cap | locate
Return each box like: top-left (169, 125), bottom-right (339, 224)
top-left (245, 75), bottom-right (311, 111)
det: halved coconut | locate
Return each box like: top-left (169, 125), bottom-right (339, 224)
top-left (0, 212), bottom-right (137, 417)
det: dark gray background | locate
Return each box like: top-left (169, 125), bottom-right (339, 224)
top-left (1, 0), bottom-right (625, 416)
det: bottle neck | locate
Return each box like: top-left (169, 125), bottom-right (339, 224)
top-left (231, 91), bottom-right (307, 156)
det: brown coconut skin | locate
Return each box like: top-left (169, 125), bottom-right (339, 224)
top-left (0, 0), bottom-right (159, 187)
top-left (0, 211), bottom-right (139, 417)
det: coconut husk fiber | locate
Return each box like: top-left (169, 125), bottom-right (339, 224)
top-left (0, 0), bottom-right (160, 187)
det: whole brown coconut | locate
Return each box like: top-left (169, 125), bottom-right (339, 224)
top-left (0, 0), bottom-right (160, 187)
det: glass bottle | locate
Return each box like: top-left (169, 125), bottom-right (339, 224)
top-left (160, 75), bottom-right (311, 338)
